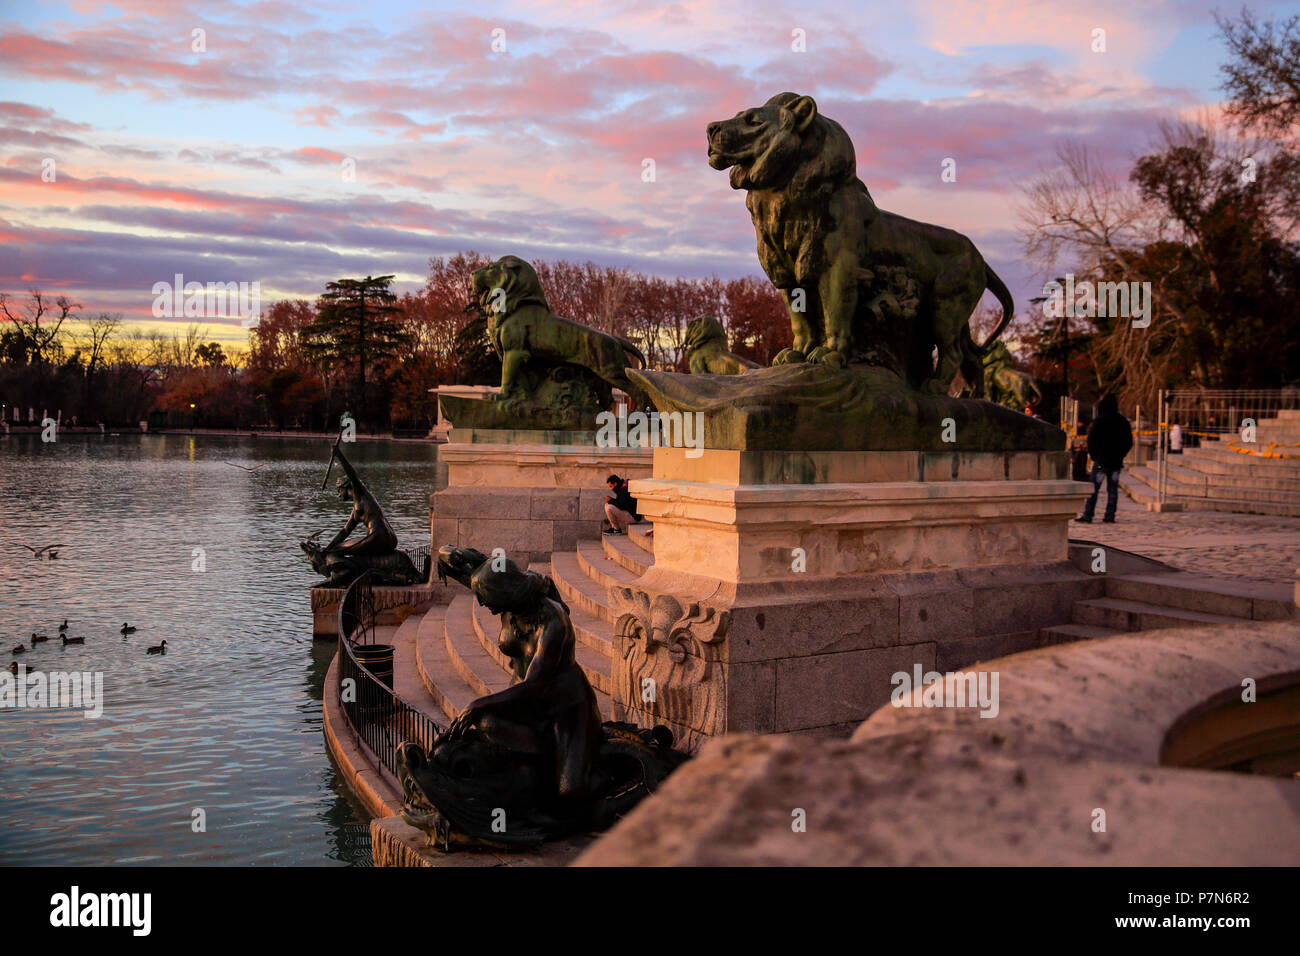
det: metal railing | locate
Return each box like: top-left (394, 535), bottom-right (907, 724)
top-left (403, 546), bottom-right (431, 584)
top-left (335, 571), bottom-right (443, 781)
top-left (1155, 388), bottom-right (1300, 507)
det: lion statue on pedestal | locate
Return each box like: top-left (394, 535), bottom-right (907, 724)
top-left (685, 315), bottom-right (760, 375)
top-left (706, 92), bottom-right (1014, 396)
top-left (980, 341), bottom-right (1042, 411)
top-left (472, 255), bottom-right (645, 400)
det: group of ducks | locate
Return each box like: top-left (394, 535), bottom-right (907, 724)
top-left (9, 619), bottom-right (168, 671)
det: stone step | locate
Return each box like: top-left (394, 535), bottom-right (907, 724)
top-left (444, 595), bottom-right (512, 700)
top-left (1138, 458), bottom-right (1300, 494)
top-left (414, 604), bottom-right (475, 722)
top-left (550, 550), bottom-right (616, 624)
top-left (1071, 596), bottom-right (1241, 632)
top-left (1037, 622), bottom-right (1120, 645)
top-left (602, 529), bottom-right (653, 576)
top-left (629, 524), bottom-right (654, 555)
top-left (1178, 445), bottom-right (1300, 472)
top-left (1120, 465), bottom-right (1300, 517)
top-left (577, 538), bottom-right (643, 591)
top-left (1104, 574), bottom-right (1293, 621)
top-left (387, 616), bottom-right (444, 722)
top-left (468, 588), bottom-right (614, 698)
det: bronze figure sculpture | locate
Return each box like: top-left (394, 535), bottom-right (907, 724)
top-left (706, 92), bottom-right (1013, 396)
top-left (395, 545), bottom-right (685, 850)
top-left (300, 439), bottom-right (422, 588)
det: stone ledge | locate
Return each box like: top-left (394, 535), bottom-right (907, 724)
top-left (311, 583), bottom-right (447, 637)
top-left (851, 619), bottom-right (1300, 767)
top-left (577, 620), bottom-right (1300, 866)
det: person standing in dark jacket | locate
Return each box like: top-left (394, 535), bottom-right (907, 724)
top-left (1076, 394), bottom-right (1133, 524)
top-left (603, 474), bottom-right (639, 535)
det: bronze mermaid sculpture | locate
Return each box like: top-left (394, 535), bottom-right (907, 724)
top-left (396, 546), bottom-right (685, 850)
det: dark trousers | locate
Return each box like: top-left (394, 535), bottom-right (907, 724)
top-left (1082, 465), bottom-right (1121, 520)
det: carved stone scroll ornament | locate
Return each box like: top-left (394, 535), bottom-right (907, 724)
top-left (611, 587), bottom-right (730, 741)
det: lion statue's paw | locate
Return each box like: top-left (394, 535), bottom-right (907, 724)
top-left (772, 348), bottom-right (807, 366)
top-left (805, 346), bottom-right (846, 368)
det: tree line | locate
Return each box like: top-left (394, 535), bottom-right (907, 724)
top-left (0, 253), bottom-right (791, 432)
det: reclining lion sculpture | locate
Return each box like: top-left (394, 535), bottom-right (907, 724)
top-left (473, 255), bottom-right (645, 400)
top-left (443, 255), bottom-right (648, 430)
top-left (685, 315), bottom-right (760, 375)
top-left (706, 92), bottom-right (1014, 396)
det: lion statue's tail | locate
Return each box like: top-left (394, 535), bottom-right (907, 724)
top-left (964, 264), bottom-right (1015, 357)
top-left (617, 335), bottom-right (646, 369)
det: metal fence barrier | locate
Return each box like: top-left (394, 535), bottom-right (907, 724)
top-left (335, 571), bottom-right (442, 781)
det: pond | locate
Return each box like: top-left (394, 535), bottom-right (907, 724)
top-left (0, 433), bottom-right (443, 865)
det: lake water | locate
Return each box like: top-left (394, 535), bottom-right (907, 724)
top-left (0, 433), bottom-right (442, 865)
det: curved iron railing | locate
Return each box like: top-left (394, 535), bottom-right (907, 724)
top-left (335, 571), bottom-right (443, 781)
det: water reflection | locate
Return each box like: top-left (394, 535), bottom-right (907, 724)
top-left (0, 433), bottom-right (441, 865)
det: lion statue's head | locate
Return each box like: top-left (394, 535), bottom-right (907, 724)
top-left (472, 255), bottom-right (549, 317)
top-left (706, 92), bottom-right (856, 194)
top-left (684, 315), bottom-right (728, 353)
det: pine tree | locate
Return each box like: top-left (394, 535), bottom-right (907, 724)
top-left (301, 275), bottom-right (410, 428)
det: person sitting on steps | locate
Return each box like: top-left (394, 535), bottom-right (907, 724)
top-left (603, 474), bottom-right (639, 535)
top-left (1076, 393), bottom-right (1133, 525)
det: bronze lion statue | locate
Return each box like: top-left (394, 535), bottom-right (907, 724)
top-left (472, 255), bottom-right (646, 400)
top-left (980, 340), bottom-right (1042, 411)
top-left (685, 315), bottom-right (760, 375)
top-left (706, 92), bottom-right (1014, 396)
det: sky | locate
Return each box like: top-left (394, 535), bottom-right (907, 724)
top-left (1, 0), bottom-right (1294, 346)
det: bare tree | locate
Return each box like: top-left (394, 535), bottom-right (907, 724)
top-left (0, 290), bottom-right (79, 365)
top-left (1217, 8), bottom-right (1300, 139)
top-left (1017, 142), bottom-right (1181, 411)
top-left (76, 312), bottom-right (122, 376)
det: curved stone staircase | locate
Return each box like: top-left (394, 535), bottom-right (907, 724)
top-left (410, 525), bottom-right (655, 724)
top-left (396, 522), bottom-right (1294, 731)
top-left (1119, 410), bottom-right (1300, 517)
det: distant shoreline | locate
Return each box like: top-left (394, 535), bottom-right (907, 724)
top-left (0, 425), bottom-right (443, 444)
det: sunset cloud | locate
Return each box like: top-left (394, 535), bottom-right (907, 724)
top-left (0, 0), bottom-right (1236, 344)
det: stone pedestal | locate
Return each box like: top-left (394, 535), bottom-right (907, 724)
top-left (430, 428), bottom-right (653, 564)
top-left (429, 385), bottom-right (500, 440)
top-left (610, 448), bottom-right (1095, 751)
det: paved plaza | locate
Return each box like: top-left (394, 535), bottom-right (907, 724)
top-left (1074, 490), bottom-right (1300, 586)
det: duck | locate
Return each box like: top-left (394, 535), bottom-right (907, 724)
top-left (30, 632), bottom-right (48, 644)
top-left (12, 644), bottom-right (25, 655)
top-left (61, 635), bottom-right (85, 645)
top-left (120, 623), bottom-right (137, 635)
top-left (146, 641), bottom-right (167, 655)
top-left (57, 619), bottom-right (68, 632)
